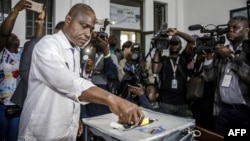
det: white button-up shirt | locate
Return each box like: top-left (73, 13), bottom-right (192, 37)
top-left (18, 30), bottom-right (95, 141)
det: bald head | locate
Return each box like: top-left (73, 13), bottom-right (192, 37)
top-left (67, 3), bottom-right (95, 20)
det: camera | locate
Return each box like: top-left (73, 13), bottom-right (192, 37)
top-left (195, 36), bottom-right (226, 52)
top-left (188, 24), bottom-right (229, 53)
top-left (130, 44), bottom-right (142, 63)
top-left (119, 62), bottom-right (149, 98)
top-left (151, 31), bottom-right (179, 49)
top-left (93, 18), bottom-right (109, 41)
top-left (97, 32), bottom-right (108, 40)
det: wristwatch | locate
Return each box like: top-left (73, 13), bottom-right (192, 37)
top-left (11, 8), bottom-right (18, 14)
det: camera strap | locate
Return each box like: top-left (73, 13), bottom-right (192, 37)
top-left (88, 54), bottom-right (104, 79)
top-left (170, 56), bottom-right (180, 89)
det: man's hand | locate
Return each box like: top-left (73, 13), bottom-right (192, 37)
top-left (107, 95), bottom-right (144, 126)
top-left (37, 7), bottom-right (45, 20)
top-left (14, 0), bottom-right (32, 12)
top-left (85, 59), bottom-right (95, 74)
top-left (92, 32), bottom-right (110, 56)
top-left (214, 45), bottom-right (232, 58)
top-left (77, 120), bottom-right (84, 137)
top-left (128, 84), bottom-right (144, 97)
top-left (166, 28), bottom-right (178, 36)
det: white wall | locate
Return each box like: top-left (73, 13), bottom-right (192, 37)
top-left (10, 0), bottom-right (247, 47)
top-left (182, 0), bottom-right (246, 36)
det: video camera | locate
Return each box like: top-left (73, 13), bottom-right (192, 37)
top-left (188, 24), bottom-right (229, 53)
top-left (151, 31), bottom-right (179, 50)
top-left (96, 18), bottom-right (109, 40)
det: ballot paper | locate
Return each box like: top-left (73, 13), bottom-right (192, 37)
top-left (27, 0), bottom-right (44, 13)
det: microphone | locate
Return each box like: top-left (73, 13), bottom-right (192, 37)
top-left (188, 24), bottom-right (203, 31)
top-left (83, 54), bottom-right (89, 62)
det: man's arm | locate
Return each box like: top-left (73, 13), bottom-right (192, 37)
top-left (35, 7), bottom-right (45, 38)
top-left (0, 0), bottom-right (32, 50)
top-left (78, 86), bottom-right (144, 124)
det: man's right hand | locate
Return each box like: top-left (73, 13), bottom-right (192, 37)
top-left (107, 95), bottom-right (144, 126)
top-left (14, 0), bottom-right (32, 12)
top-left (85, 59), bottom-right (95, 74)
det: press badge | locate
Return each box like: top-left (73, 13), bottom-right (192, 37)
top-left (221, 74), bottom-right (232, 87)
top-left (172, 79), bottom-right (178, 89)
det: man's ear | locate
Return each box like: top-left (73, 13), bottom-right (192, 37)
top-left (245, 27), bottom-right (250, 38)
top-left (155, 92), bottom-right (159, 98)
top-left (65, 15), bottom-right (71, 26)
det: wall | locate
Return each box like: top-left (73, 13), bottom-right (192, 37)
top-left (182, 0), bottom-right (247, 36)
top-left (9, 0), bottom-right (247, 47)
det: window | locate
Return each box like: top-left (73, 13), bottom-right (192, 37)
top-left (26, 0), bottom-right (54, 39)
top-left (0, 0), bottom-right (11, 24)
top-left (110, 0), bottom-right (142, 50)
top-left (154, 2), bottom-right (166, 32)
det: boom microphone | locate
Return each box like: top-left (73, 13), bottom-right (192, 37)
top-left (188, 24), bottom-right (203, 31)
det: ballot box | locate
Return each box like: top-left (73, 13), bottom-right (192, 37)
top-left (82, 107), bottom-right (196, 141)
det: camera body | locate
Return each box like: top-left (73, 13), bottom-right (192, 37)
top-left (195, 36), bottom-right (226, 53)
top-left (151, 31), bottom-right (179, 49)
top-left (190, 24), bottom-right (229, 53)
top-left (152, 31), bottom-right (170, 49)
top-left (97, 31), bottom-right (108, 40)
top-left (130, 44), bottom-right (142, 63)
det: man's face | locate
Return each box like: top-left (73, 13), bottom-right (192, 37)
top-left (226, 19), bottom-right (248, 42)
top-left (65, 11), bottom-right (96, 47)
top-left (6, 33), bottom-right (20, 48)
top-left (169, 40), bottom-right (181, 58)
top-left (146, 85), bottom-right (158, 102)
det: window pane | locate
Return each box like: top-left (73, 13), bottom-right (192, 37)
top-left (0, 0), bottom-right (11, 24)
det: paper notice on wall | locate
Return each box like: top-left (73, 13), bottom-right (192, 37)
top-left (27, 0), bottom-right (44, 13)
top-left (110, 3), bottom-right (140, 30)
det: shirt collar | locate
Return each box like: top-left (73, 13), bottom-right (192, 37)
top-left (229, 43), bottom-right (242, 53)
top-left (56, 30), bottom-right (80, 51)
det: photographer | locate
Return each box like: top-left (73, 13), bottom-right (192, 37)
top-left (152, 28), bottom-right (195, 117)
top-left (203, 16), bottom-right (250, 138)
top-left (118, 43), bottom-right (154, 99)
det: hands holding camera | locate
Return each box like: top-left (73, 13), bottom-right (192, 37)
top-left (91, 32), bottom-right (110, 56)
top-left (12, 0), bottom-right (32, 13)
top-left (204, 44), bottom-right (233, 60)
top-left (128, 84), bottom-right (145, 97)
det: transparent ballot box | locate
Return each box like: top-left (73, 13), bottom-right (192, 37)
top-left (82, 107), bottom-right (196, 141)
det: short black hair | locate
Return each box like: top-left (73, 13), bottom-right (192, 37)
top-left (230, 16), bottom-right (249, 28)
top-left (122, 41), bottom-right (133, 51)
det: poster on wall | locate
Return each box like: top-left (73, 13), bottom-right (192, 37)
top-left (110, 3), bottom-right (140, 30)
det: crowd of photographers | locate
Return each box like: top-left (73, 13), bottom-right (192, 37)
top-left (95, 16), bottom-right (250, 140)
top-left (1, 1), bottom-right (250, 141)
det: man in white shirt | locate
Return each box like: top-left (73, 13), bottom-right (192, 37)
top-left (18, 3), bottom-right (143, 141)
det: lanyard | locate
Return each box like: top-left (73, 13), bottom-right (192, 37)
top-left (170, 56), bottom-right (180, 79)
top-left (88, 54), bottom-right (104, 78)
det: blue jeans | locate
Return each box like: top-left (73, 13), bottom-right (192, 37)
top-left (0, 104), bottom-right (20, 141)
